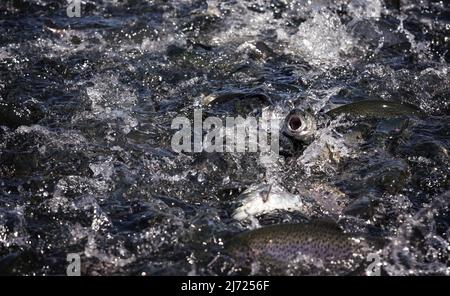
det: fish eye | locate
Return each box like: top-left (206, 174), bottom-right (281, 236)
top-left (288, 115), bottom-right (302, 131)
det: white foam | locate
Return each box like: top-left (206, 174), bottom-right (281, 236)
top-left (284, 11), bottom-right (355, 68)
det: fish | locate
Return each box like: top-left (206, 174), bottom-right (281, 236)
top-left (326, 100), bottom-right (424, 119)
top-left (202, 90), bottom-right (273, 116)
top-left (203, 90), bottom-right (272, 106)
top-left (281, 99), bottom-right (423, 155)
top-left (281, 109), bottom-right (317, 144)
top-left (279, 108), bottom-right (317, 156)
top-left (227, 220), bottom-right (379, 275)
top-left (231, 183), bottom-right (318, 222)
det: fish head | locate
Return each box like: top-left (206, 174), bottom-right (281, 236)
top-left (282, 109), bottom-right (317, 144)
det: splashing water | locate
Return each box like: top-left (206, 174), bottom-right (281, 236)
top-left (0, 0), bottom-right (449, 275)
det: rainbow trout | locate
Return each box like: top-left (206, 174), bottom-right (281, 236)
top-left (326, 100), bottom-right (424, 118)
top-left (227, 221), bottom-right (379, 275)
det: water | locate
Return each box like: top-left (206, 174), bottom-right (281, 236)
top-left (0, 0), bottom-right (449, 275)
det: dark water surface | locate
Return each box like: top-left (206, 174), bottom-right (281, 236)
top-left (0, 0), bottom-right (449, 275)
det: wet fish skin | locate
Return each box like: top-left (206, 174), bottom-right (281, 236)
top-left (227, 221), bottom-right (373, 273)
top-left (231, 183), bottom-right (318, 222)
top-left (326, 100), bottom-right (424, 119)
top-left (203, 90), bottom-right (272, 106)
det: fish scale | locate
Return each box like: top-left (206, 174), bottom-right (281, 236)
top-left (227, 222), bottom-right (375, 274)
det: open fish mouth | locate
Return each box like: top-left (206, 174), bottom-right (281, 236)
top-left (282, 109), bottom-right (317, 144)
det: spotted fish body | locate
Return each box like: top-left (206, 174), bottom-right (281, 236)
top-left (227, 222), bottom-right (374, 274)
top-left (326, 100), bottom-right (424, 118)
